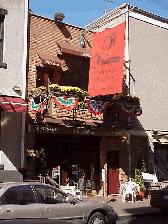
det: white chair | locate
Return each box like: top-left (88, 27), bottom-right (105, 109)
top-left (121, 180), bottom-right (140, 203)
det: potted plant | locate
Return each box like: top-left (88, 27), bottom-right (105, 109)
top-left (133, 154), bottom-right (146, 198)
top-left (49, 84), bottom-right (61, 93)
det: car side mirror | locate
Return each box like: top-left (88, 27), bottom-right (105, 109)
top-left (66, 195), bottom-right (74, 203)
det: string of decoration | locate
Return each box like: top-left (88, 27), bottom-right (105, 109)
top-left (135, 106), bottom-right (142, 116)
top-left (29, 98), bottom-right (46, 113)
top-left (119, 103), bottom-right (141, 117)
top-left (86, 99), bottom-right (109, 115)
top-left (52, 96), bottom-right (78, 110)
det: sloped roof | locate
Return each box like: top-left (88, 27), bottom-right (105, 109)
top-left (29, 11), bottom-right (92, 61)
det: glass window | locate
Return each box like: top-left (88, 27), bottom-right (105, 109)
top-left (0, 8), bottom-right (7, 69)
top-left (35, 185), bottom-right (66, 204)
top-left (0, 185), bottom-right (36, 205)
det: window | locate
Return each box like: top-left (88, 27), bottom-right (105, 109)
top-left (36, 66), bottom-right (59, 88)
top-left (0, 185), bottom-right (36, 205)
top-left (35, 185), bottom-right (66, 204)
top-left (0, 8), bottom-right (7, 69)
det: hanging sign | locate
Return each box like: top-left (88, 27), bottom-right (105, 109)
top-left (52, 96), bottom-right (78, 110)
top-left (29, 98), bottom-right (46, 113)
top-left (102, 169), bottom-right (106, 182)
top-left (88, 22), bottom-right (126, 96)
top-left (86, 99), bottom-right (109, 115)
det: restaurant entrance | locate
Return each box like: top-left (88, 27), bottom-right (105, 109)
top-left (35, 133), bottom-right (101, 190)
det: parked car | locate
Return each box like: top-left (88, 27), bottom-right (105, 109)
top-left (0, 219), bottom-right (71, 224)
top-left (150, 186), bottom-right (168, 210)
top-left (0, 182), bottom-right (118, 224)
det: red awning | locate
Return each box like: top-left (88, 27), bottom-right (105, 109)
top-left (57, 42), bottom-right (91, 58)
top-left (38, 52), bottom-right (62, 68)
top-left (0, 96), bottom-right (27, 113)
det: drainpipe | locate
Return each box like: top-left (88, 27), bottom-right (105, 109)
top-left (21, 113), bottom-right (25, 172)
top-left (125, 4), bottom-right (130, 95)
top-left (20, 0), bottom-right (29, 179)
top-left (125, 4), bottom-right (131, 181)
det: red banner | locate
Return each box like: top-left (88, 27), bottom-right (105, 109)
top-left (88, 22), bottom-right (126, 96)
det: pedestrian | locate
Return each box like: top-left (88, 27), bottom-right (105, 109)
top-left (79, 174), bottom-right (85, 200)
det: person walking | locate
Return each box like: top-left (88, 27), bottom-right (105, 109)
top-left (79, 174), bottom-right (85, 200)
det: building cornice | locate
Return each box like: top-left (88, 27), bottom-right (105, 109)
top-left (84, 3), bottom-right (168, 31)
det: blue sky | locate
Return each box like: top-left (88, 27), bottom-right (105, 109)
top-left (29, 0), bottom-right (168, 27)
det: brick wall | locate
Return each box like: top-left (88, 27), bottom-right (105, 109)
top-left (100, 136), bottom-right (128, 196)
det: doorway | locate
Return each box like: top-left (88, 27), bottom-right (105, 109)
top-left (107, 151), bottom-right (119, 194)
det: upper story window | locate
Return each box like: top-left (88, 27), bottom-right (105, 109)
top-left (0, 8), bottom-right (7, 69)
top-left (36, 66), bottom-right (60, 87)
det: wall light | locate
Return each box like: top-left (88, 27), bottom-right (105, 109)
top-left (54, 12), bottom-right (65, 22)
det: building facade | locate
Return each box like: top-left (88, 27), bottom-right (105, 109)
top-left (26, 9), bottom-right (144, 195)
top-left (0, 0), bottom-right (28, 181)
top-left (85, 3), bottom-right (168, 182)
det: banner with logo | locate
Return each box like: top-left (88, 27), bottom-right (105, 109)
top-left (88, 22), bottom-right (126, 96)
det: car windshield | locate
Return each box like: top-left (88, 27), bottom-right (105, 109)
top-left (34, 185), bottom-right (67, 204)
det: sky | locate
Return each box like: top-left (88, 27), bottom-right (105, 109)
top-left (29, 0), bottom-right (168, 27)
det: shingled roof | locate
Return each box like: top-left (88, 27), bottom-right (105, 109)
top-left (29, 11), bottom-right (93, 63)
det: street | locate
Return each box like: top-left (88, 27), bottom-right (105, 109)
top-left (117, 212), bottom-right (168, 224)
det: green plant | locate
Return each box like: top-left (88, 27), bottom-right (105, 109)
top-left (113, 93), bottom-right (140, 103)
top-left (78, 101), bottom-right (88, 109)
top-left (49, 84), bottom-right (60, 92)
top-left (37, 86), bottom-right (47, 91)
top-left (29, 88), bottom-right (38, 93)
top-left (34, 147), bottom-right (46, 177)
top-left (29, 84), bottom-right (90, 101)
top-left (133, 155), bottom-right (146, 190)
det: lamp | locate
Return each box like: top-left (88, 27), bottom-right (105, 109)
top-left (13, 85), bottom-right (22, 96)
top-left (54, 12), bottom-right (65, 22)
top-left (13, 86), bottom-right (21, 91)
top-left (79, 34), bottom-right (85, 48)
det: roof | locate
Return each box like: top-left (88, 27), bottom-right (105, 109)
top-left (84, 3), bottom-right (168, 32)
top-left (0, 182), bottom-right (41, 187)
top-left (29, 11), bottom-right (92, 62)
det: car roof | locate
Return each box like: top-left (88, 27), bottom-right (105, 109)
top-left (0, 182), bottom-right (67, 196)
top-left (0, 182), bottom-right (42, 188)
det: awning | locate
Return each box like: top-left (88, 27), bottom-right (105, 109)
top-left (38, 52), bottom-right (62, 67)
top-left (0, 96), bottom-right (27, 113)
top-left (57, 42), bottom-right (91, 58)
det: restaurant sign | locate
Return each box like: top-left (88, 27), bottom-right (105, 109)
top-left (88, 22), bottom-right (126, 96)
top-left (28, 124), bottom-right (125, 137)
top-left (41, 59), bottom-right (61, 67)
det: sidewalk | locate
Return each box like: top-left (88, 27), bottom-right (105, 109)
top-left (82, 194), bottom-right (162, 221)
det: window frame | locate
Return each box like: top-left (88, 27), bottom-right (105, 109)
top-left (0, 8), bottom-right (7, 69)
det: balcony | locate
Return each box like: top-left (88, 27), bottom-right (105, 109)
top-left (28, 85), bottom-right (141, 129)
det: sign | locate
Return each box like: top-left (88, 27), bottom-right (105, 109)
top-left (102, 169), bottom-right (106, 182)
top-left (28, 124), bottom-right (126, 137)
top-left (142, 173), bottom-right (158, 183)
top-left (41, 59), bottom-right (61, 67)
top-left (52, 166), bottom-right (60, 179)
top-left (88, 22), bottom-right (126, 96)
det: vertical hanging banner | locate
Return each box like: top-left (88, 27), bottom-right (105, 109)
top-left (88, 22), bottom-right (126, 96)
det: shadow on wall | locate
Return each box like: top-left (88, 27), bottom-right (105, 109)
top-left (56, 22), bottom-right (72, 39)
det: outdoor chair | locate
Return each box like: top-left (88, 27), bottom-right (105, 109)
top-left (121, 180), bottom-right (140, 203)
